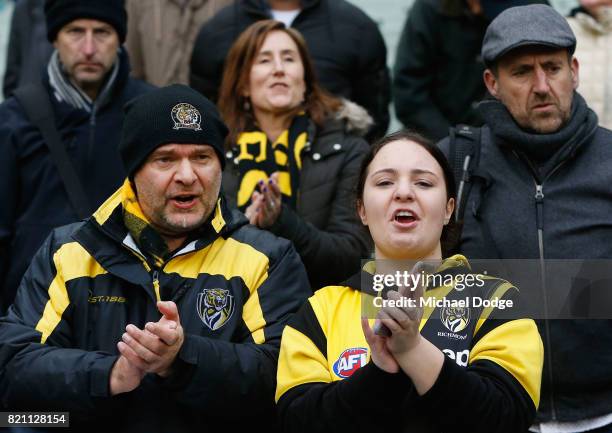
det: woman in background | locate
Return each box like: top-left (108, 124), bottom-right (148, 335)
top-left (218, 20), bottom-right (371, 290)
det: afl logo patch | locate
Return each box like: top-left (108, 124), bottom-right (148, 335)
top-left (440, 306), bottom-right (470, 333)
top-left (197, 288), bottom-right (234, 331)
top-left (171, 102), bottom-right (202, 131)
top-left (333, 347), bottom-right (368, 378)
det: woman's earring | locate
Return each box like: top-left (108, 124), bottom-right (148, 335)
top-left (243, 98), bottom-right (251, 111)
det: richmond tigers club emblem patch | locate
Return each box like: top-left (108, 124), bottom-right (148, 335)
top-left (197, 289), bottom-right (235, 331)
top-left (440, 306), bottom-right (470, 333)
top-left (171, 102), bottom-right (202, 131)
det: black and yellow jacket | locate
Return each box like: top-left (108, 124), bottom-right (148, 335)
top-left (276, 255), bottom-right (543, 433)
top-left (0, 182), bottom-right (311, 432)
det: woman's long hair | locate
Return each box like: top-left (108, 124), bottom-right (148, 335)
top-left (218, 20), bottom-right (342, 148)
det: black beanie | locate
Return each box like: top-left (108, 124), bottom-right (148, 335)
top-left (119, 85), bottom-right (229, 176)
top-left (45, 0), bottom-right (127, 43)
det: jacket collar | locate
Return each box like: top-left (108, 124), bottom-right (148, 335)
top-left (72, 179), bottom-right (246, 277)
top-left (241, 0), bottom-right (320, 16)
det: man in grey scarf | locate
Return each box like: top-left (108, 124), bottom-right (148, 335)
top-left (439, 4), bottom-right (612, 433)
top-left (0, 0), bottom-right (152, 313)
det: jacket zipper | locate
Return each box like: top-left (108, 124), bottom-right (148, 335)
top-left (517, 152), bottom-right (569, 422)
top-left (152, 269), bottom-right (161, 303)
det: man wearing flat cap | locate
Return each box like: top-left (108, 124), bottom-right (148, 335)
top-left (439, 4), bottom-right (612, 432)
top-left (0, 0), bottom-right (153, 314)
top-left (0, 85), bottom-right (310, 432)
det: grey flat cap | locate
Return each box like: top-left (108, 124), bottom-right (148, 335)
top-left (482, 4), bottom-right (576, 65)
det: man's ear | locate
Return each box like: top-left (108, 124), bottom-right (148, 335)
top-left (483, 69), bottom-right (499, 98)
top-left (570, 56), bottom-right (579, 90)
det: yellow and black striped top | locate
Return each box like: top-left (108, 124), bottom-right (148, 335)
top-left (276, 255), bottom-right (544, 433)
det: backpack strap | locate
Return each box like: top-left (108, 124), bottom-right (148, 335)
top-left (14, 85), bottom-right (91, 219)
top-left (448, 125), bottom-right (482, 223)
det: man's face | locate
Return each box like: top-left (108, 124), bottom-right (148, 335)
top-left (133, 144), bottom-right (222, 240)
top-left (484, 47), bottom-right (579, 134)
top-left (54, 19), bottom-right (119, 94)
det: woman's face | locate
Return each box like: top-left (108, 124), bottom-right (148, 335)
top-left (358, 140), bottom-right (454, 261)
top-left (246, 30), bottom-right (306, 116)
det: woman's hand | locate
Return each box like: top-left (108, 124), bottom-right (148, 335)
top-left (246, 173), bottom-right (283, 228)
top-left (379, 288), bottom-right (424, 357)
top-left (361, 317), bottom-right (400, 373)
top-left (374, 265), bottom-right (444, 395)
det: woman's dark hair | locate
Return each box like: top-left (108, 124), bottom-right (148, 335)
top-left (218, 20), bottom-right (342, 148)
top-left (355, 130), bottom-right (460, 257)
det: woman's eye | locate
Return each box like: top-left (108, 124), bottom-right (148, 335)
top-left (376, 180), bottom-right (392, 187)
top-left (416, 181), bottom-right (432, 187)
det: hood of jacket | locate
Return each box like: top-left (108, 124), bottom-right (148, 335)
top-left (333, 98), bottom-right (374, 138)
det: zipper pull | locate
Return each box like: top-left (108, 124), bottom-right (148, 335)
top-left (152, 270), bottom-right (161, 302)
top-left (535, 185), bottom-right (544, 202)
top-left (535, 184), bottom-right (545, 231)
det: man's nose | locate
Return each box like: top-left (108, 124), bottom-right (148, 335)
top-left (81, 32), bottom-right (97, 57)
top-left (533, 67), bottom-right (551, 95)
top-left (174, 159), bottom-right (197, 184)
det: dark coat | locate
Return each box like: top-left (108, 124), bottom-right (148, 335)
top-left (393, 0), bottom-right (487, 141)
top-left (222, 103), bottom-right (372, 290)
top-left (190, 0), bottom-right (390, 141)
top-left (0, 49), bottom-right (153, 312)
top-left (2, 0), bottom-right (53, 99)
top-left (438, 103), bottom-right (612, 422)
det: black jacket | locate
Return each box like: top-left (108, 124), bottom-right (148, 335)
top-left (438, 95), bottom-right (612, 422)
top-left (0, 184), bottom-right (311, 432)
top-left (222, 103), bottom-right (372, 290)
top-left (190, 0), bottom-right (390, 141)
top-left (0, 49), bottom-right (153, 312)
top-left (2, 0), bottom-right (53, 99)
top-left (393, 0), bottom-right (487, 141)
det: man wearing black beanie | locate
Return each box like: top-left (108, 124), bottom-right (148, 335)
top-left (0, 85), bottom-right (310, 432)
top-left (0, 0), bottom-right (152, 312)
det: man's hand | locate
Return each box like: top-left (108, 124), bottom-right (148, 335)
top-left (109, 354), bottom-right (145, 396)
top-left (118, 301), bottom-right (185, 378)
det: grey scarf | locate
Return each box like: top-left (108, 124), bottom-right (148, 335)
top-left (47, 49), bottom-right (120, 113)
top-left (478, 92), bottom-right (599, 174)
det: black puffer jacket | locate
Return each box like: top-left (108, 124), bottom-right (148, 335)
top-left (190, 0), bottom-right (390, 141)
top-left (222, 101), bottom-right (372, 290)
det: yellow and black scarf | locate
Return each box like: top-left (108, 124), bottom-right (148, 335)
top-left (122, 179), bottom-right (171, 268)
top-left (235, 114), bottom-right (309, 211)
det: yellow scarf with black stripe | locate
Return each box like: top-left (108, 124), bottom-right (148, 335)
top-left (235, 113), bottom-right (309, 211)
top-left (122, 180), bottom-right (171, 268)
